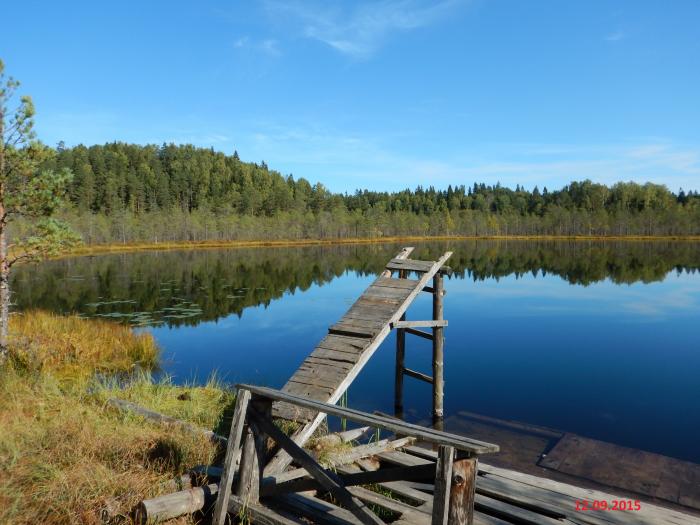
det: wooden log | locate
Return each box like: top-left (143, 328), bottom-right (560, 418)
top-left (248, 407), bottom-right (385, 525)
top-left (313, 426), bottom-right (372, 448)
top-left (323, 437), bottom-right (416, 467)
top-left (212, 388), bottom-right (251, 525)
top-left (135, 483), bottom-right (219, 524)
top-left (432, 273), bottom-right (445, 422)
top-left (107, 398), bottom-right (226, 445)
top-left (449, 458), bottom-right (478, 525)
top-left (432, 445), bottom-right (454, 525)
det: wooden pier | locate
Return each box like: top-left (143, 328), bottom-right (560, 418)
top-left (268, 247), bottom-right (453, 474)
top-left (132, 247), bottom-right (700, 525)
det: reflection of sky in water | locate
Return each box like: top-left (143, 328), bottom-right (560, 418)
top-left (154, 270), bottom-right (700, 463)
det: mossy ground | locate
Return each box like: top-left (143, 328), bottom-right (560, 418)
top-left (0, 311), bottom-right (234, 525)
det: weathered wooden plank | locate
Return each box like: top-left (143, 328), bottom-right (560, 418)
top-left (249, 408), bottom-right (384, 525)
top-left (386, 258), bottom-right (436, 272)
top-left (316, 335), bottom-right (369, 353)
top-left (432, 445), bottom-right (454, 525)
top-left (263, 464), bottom-right (436, 496)
top-left (227, 493), bottom-right (309, 525)
top-left (405, 327), bottom-right (434, 340)
top-left (348, 486), bottom-right (432, 523)
top-left (393, 319), bottom-right (448, 329)
top-left (374, 277), bottom-right (420, 289)
top-left (336, 316), bottom-right (387, 329)
top-left (273, 492), bottom-right (362, 525)
top-left (450, 458), bottom-right (478, 525)
top-left (308, 348), bottom-right (362, 363)
top-left (323, 437), bottom-right (416, 468)
top-left (404, 367), bottom-right (434, 383)
top-left (241, 384), bottom-right (499, 455)
top-left (303, 356), bottom-right (356, 370)
top-left (328, 323), bottom-right (377, 338)
top-left (212, 389), bottom-right (250, 525)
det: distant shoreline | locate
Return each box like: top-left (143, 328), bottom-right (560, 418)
top-left (60, 234), bottom-right (700, 258)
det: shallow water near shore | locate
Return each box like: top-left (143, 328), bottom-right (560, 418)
top-left (12, 240), bottom-right (700, 463)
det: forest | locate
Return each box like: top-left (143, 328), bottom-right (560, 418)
top-left (13, 240), bottom-right (700, 328)
top-left (22, 142), bottom-right (700, 244)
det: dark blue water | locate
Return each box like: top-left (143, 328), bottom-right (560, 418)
top-left (12, 241), bottom-right (700, 463)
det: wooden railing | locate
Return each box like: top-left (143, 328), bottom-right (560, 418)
top-left (212, 384), bottom-right (499, 525)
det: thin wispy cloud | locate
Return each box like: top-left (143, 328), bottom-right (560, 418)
top-left (233, 120), bottom-right (700, 192)
top-left (605, 30), bottom-right (626, 42)
top-left (265, 0), bottom-right (465, 58)
top-left (233, 35), bottom-right (281, 56)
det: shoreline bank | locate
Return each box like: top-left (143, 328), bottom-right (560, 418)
top-left (62, 234), bottom-right (700, 259)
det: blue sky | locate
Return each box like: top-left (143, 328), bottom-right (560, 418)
top-left (2, 0), bottom-right (699, 192)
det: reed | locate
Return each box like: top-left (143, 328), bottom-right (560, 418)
top-left (8, 310), bottom-right (159, 379)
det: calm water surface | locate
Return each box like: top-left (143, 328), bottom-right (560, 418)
top-left (13, 241), bottom-right (700, 463)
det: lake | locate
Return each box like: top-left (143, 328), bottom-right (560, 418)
top-left (12, 240), bottom-right (700, 464)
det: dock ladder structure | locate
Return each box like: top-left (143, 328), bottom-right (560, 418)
top-left (267, 247), bottom-right (453, 475)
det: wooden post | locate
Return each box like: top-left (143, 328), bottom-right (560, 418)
top-left (432, 446), bottom-right (477, 525)
top-left (395, 312), bottom-right (405, 418)
top-left (432, 445), bottom-right (454, 525)
top-left (432, 273), bottom-right (444, 426)
top-left (449, 457), bottom-right (478, 525)
top-left (212, 389), bottom-right (251, 525)
top-left (235, 397), bottom-right (271, 504)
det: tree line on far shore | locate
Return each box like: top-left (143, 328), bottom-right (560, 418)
top-left (18, 141), bottom-right (700, 244)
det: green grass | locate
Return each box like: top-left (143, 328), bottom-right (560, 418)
top-left (0, 311), bottom-right (234, 525)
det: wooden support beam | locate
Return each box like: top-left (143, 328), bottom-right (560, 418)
top-left (405, 327), bottom-right (434, 340)
top-left (248, 407), bottom-right (385, 525)
top-left (403, 367), bottom-right (434, 383)
top-left (212, 389), bottom-right (251, 525)
top-left (432, 445), bottom-right (454, 525)
top-left (240, 384), bottom-right (499, 455)
top-left (236, 396), bottom-right (272, 504)
top-left (262, 463), bottom-right (436, 496)
top-left (432, 273), bottom-right (445, 423)
top-left (395, 312), bottom-right (405, 417)
top-left (392, 319), bottom-right (448, 329)
top-left (449, 457), bottom-right (478, 525)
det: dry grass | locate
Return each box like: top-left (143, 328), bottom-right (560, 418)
top-left (0, 311), bottom-right (234, 525)
top-left (9, 310), bottom-right (159, 379)
top-left (57, 234), bottom-right (700, 259)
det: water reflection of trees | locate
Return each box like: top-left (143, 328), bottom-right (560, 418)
top-left (12, 241), bottom-right (700, 326)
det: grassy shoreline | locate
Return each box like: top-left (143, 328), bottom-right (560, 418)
top-left (1, 311), bottom-right (233, 525)
top-left (63, 234), bottom-right (700, 258)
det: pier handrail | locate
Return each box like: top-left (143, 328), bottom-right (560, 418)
top-left (238, 383), bottom-right (499, 455)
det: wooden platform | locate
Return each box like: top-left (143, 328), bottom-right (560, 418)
top-left (257, 443), bottom-right (699, 525)
top-left (273, 248), bottom-right (452, 424)
top-left (539, 433), bottom-right (700, 511)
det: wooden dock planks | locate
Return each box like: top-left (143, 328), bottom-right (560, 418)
top-left (539, 432), bottom-right (700, 511)
top-left (273, 249), bottom-right (451, 424)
